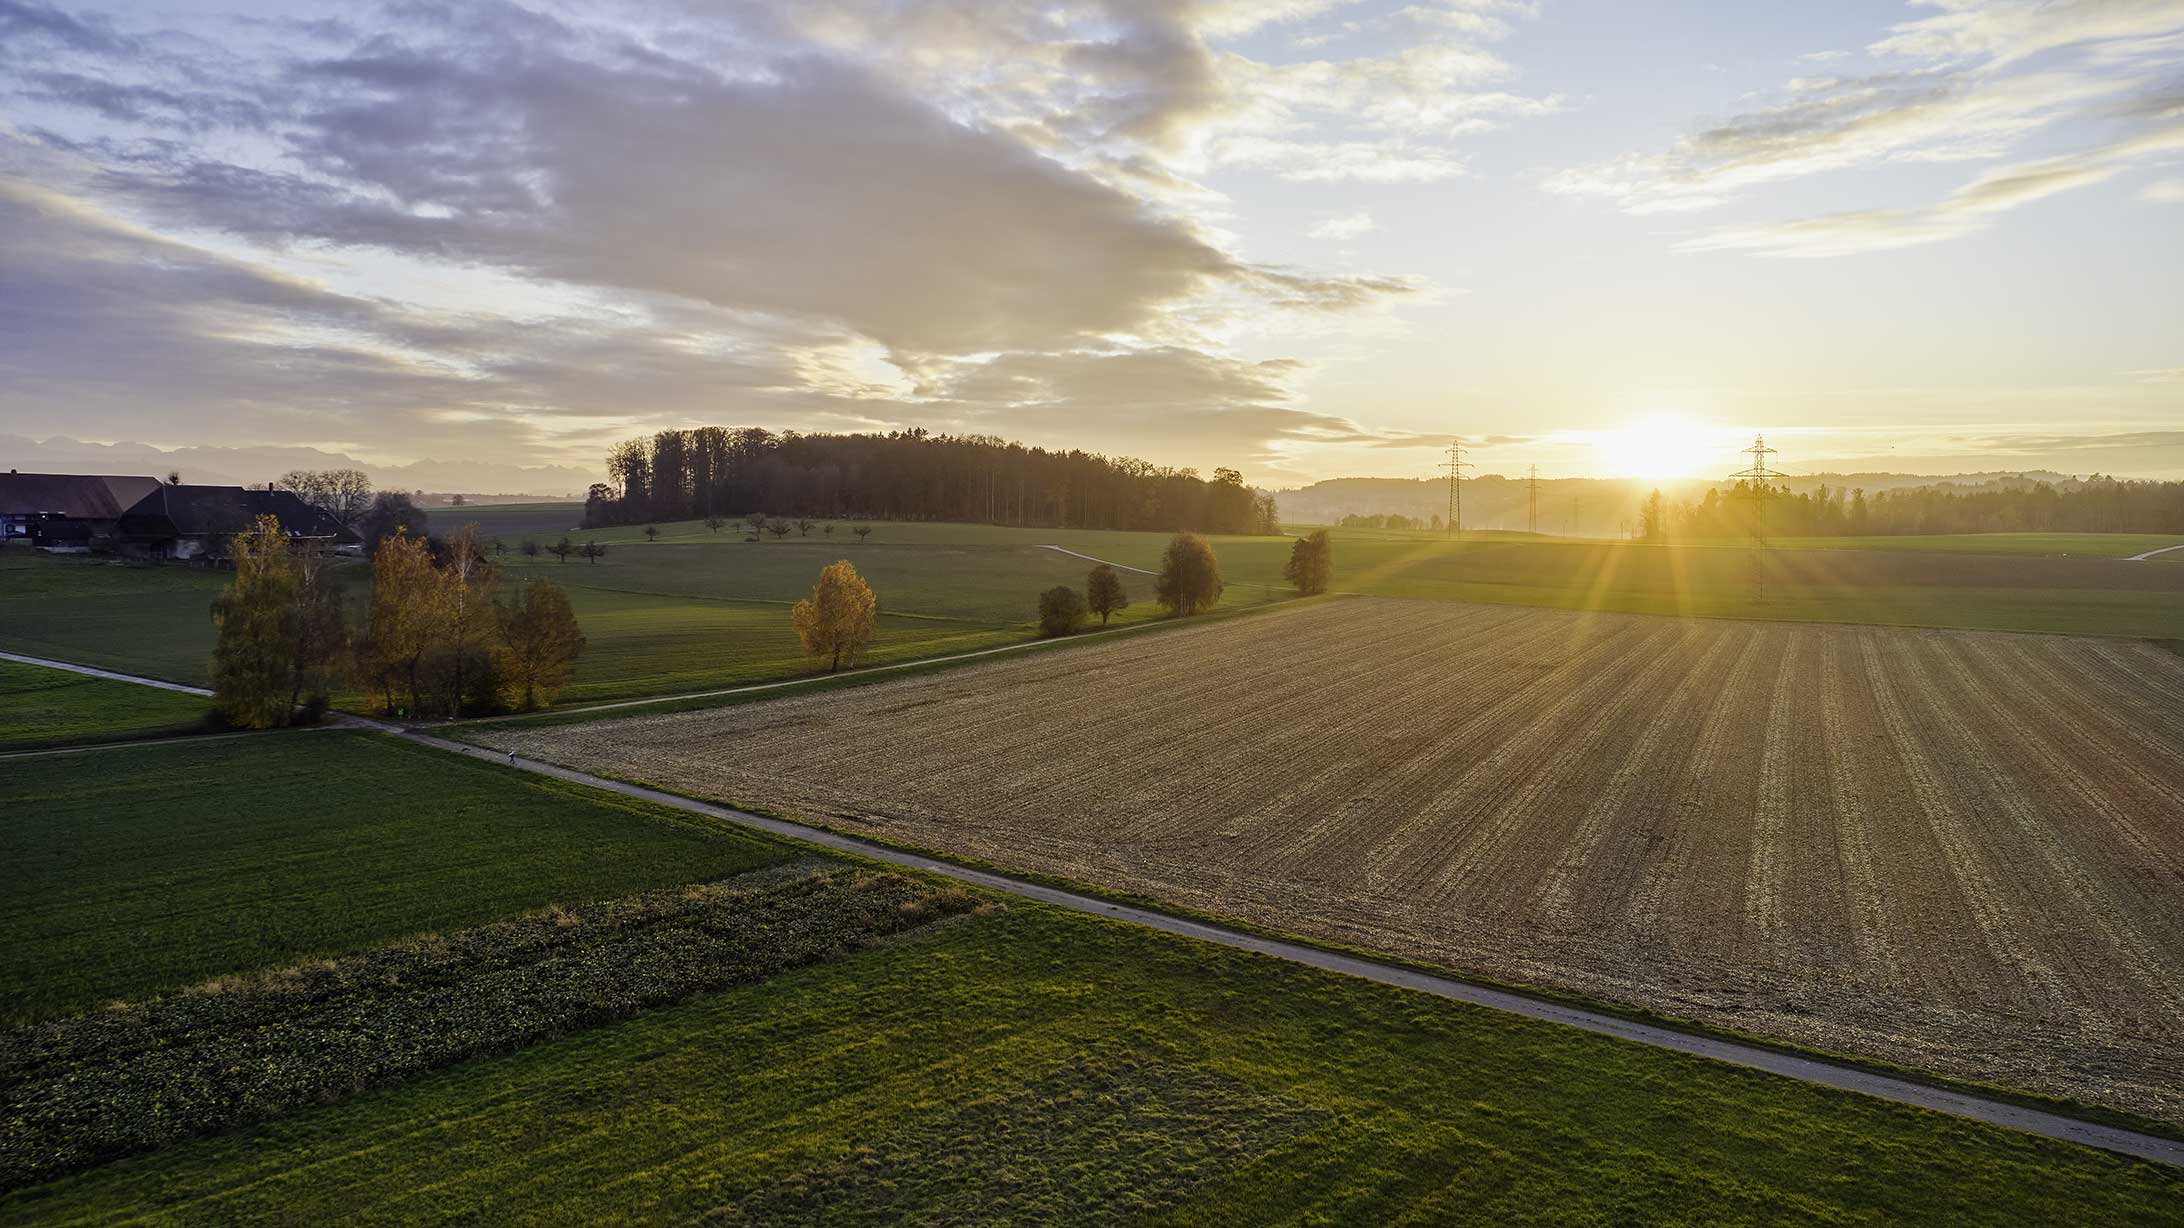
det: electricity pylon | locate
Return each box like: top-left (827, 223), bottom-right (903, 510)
top-left (1526, 465), bottom-right (1540, 534)
top-left (1444, 440), bottom-right (1473, 538)
top-left (1730, 434), bottom-right (1787, 601)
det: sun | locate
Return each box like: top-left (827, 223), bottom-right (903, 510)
top-left (1590, 413), bottom-right (1722, 482)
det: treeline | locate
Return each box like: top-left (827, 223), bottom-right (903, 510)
top-left (1642, 475), bottom-right (2184, 538)
top-left (582, 427), bottom-right (1280, 535)
top-left (210, 519), bottom-right (585, 726)
top-left (1339, 512), bottom-right (1438, 531)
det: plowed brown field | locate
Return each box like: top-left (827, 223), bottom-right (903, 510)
top-left (478, 598), bottom-right (2184, 1122)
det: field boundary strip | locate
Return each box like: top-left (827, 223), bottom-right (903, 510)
top-left (356, 718), bottom-right (2181, 1170)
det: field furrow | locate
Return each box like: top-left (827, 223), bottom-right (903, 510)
top-left (1811, 635), bottom-right (1909, 992)
top-left (1526, 625), bottom-right (1747, 931)
top-left (1855, 634), bottom-right (2077, 1017)
top-left (481, 596), bottom-right (2184, 1121)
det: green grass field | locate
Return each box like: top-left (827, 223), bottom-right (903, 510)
top-left (0, 731), bottom-right (788, 1021)
top-left (1235, 531), bottom-right (2184, 638)
top-left (8, 904), bottom-right (2176, 1225)
top-left (1686, 532), bottom-right (2184, 559)
top-left (0, 661), bottom-right (210, 751)
top-left (0, 553), bottom-right (225, 685)
top-left (0, 525), bottom-right (1288, 701)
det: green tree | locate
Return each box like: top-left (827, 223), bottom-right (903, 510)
top-left (791, 560), bottom-right (877, 671)
top-left (550, 536), bottom-right (574, 564)
top-left (582, 540), bottom-right (607, 564)
top-left (1283, 529), bottom-right (1333, 595)
top-left (210, 515), bottom-right (300, 729)
top-left (502, 579), bottom-right (586, 710)
top-left (285, 551), bottom-right (349, 719)
top-left (1085, 563), bottom-right (1129, 625)
top-left (1640, 489), bottom-right (1668, 542)
top-left (363, 530), bottom-right (439, 715)
top-left (1155, 532), bottom-right (1223, 616)
top-left (643, 524), bottom-right (660, 542)
top-left (359, 491), bottom-right (428, 553)
top-left (1038, 585), bottom-right (1086, 636)
top-left (429, 525), bottom-right (501, 718)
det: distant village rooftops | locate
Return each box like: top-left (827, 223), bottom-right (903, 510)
top-left (0, 471), bottom-right (356, 558)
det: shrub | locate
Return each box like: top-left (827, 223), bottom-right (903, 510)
top-left (1038, 586), bottom-right (1087, 637)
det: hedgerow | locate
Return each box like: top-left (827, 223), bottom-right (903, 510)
top-left (0, 865), bottom-right (982, 1190)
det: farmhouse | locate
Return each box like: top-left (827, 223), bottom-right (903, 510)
top-left (0, 471), bottom-right (354, 558)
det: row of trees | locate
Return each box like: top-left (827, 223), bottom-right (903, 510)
top-left (358, 527), bottom-right (586, 717)
top-left (1338, 513), bottom-right (1440, 531)
top-left (209, 519), bottom-right (586, 726)
top-left (584, 427), bottom-right (1280, 536)
top-left (1034, 530), bottom-right (1334, 638)
top-left (1639, 475), bottom-right (2184, 539)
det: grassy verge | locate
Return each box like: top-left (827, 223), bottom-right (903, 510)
top-left (0, 731), bottom-right (791, 1021)
top-left (6, 904), bottom-right (2175, 1225)
top-left (0, 661), bottom-right (211, 751)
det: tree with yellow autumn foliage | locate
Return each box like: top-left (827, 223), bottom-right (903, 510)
top-left (791, 560), bottom-right (876, 672)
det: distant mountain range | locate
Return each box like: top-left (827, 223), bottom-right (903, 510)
top-left (0, 436), bottom-right (595, 500)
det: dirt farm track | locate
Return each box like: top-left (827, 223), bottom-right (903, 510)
top-left (481, 597), bottom-right (2184, 1122)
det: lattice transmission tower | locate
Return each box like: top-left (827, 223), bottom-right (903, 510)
top-left (1444, 441), bottom-right (1474, 537)
top-left (1729, 434), bottom-right (1787, 600)
top-left (1526, 465), bottom-right (1540, 534)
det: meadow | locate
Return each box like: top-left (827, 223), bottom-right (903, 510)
top-left (0, 660), bottom-right (210, 751)
top-left (1696, 531), bottom-right (2184, 559)
top-left (5, 904), bottom-right (2177, 1225)
top-left (480, 596), bottom-right (2184, 1124)
top-left (0, 523), bottom-right (1287, 701)
top-left (0, 731), bottom-right (787, 1020)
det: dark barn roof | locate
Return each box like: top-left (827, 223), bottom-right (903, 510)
top-left (120, 485), bottom-right (355, 542)
top-left (0, 472), bottom-right (164, 519)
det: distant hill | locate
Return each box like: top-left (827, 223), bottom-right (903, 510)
top-left (1275, 471), bottom-right (2085, 537)
top-left (0, 436), bottom-right (598, 499)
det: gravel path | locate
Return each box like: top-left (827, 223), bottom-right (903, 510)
top-left (0, 651), bottom-right (211, 696)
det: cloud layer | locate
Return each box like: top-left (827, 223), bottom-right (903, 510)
top-left (0, 0), bottom-right (1561, 478)
top-left (1545, 0), bottom-right (2184, 255)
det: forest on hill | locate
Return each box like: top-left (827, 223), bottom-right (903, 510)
top-left (583, 428), bottom-right (1278, 535)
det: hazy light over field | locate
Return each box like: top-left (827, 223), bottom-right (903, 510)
top-left (1583, 414), bottom-right (1735, 482)
top-left (1, 0), bottom-right (2181, 487)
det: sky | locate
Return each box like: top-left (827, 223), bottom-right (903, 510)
top-left (2, 0), bottom-right (2181, 490)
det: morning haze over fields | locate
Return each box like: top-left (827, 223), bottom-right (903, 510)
top-left (3, 1), bottom-right (2183, 1225)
